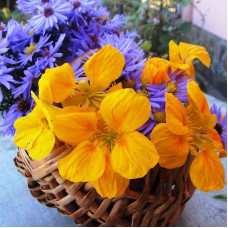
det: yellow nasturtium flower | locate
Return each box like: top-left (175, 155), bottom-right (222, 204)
top-left (14, 92), bottom-right (60, 160)
top-left (63, 44), bottom-right (125, 108)
top-left (55, 89), bottom-right (159, 198)
top-left (39, 44), bottom-right (125, 108)
top-left (151, 81), bottom-right (225, 191)
top-left (169, 40), bottom-right (211, 78)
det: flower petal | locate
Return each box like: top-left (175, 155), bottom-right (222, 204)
top-left (166, 93), bottom-right (189, 135)
top-left (31, 91), bottom-right (60, 129)
top-left (169, 40), bottom-right (181, 64)
top-left (190, 149), bottom-right (225, 191)
top-left (53, 108), bottom-right (97, 145)
top-left (14, 114), bottom-right (43, 150)
top-left (100, 89), bottom-right (151, 133)
top-left (187, 81), bottom-right (217, 129)
top-left (62, 92), bottom-right (87, 107)
top-left (84, 45), bottom-right (125, 92)
top-left (38, 77), bottom-right (53, 104)
top-left (150, 123), bottom-right (190, 168)
top-left (28, 128), bottom-right (55, 160)
top-left (58, 141), bottom-right (106, 182)
top-left (111, 131), bottom-right (159, 179)
top-left (187, 81), bottom-right (210, 116)
top-left (141, 58), bottom-right (170, 85)
top-left (179, 42), bottom-right (211, 68)
top-left (40, 63), bottom-right (76, 103)
top-left (92, 154), bottom-right (130, 198)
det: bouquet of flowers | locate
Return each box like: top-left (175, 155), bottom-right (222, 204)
top-left (0, 0), bottom-right (144, 135)
top-left (1, 0), bottom-right (227, 206)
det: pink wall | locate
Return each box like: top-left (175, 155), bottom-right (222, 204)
top-left (182, 0), bottom-right (227, 40)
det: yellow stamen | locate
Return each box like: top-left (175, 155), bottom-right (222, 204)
top-left (29, 30), bottom-right (34, 36)
top-left (165, 83), bottom-right (178, 94)
top-left (24, 43), bottom-right (37, 55)
top-left (154, 111), bottom-right (166, 123)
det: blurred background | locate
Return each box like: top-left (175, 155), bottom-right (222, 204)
top-left (0, 0), bottom-right (227, 101)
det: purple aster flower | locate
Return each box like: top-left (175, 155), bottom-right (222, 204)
top-left (12, 65), bottom-right (41, 99)
top-left (210, 104), bottom-right (227, 150)
top-left (39, 34), bottom-right (65, 68)
top-left (0, 64), bottom-right (16, 103)
top-left (28, 0), bottom-right (72, 33)
top-left (68, 0), bottom-right (102, 25)
top-left (139, 68), bottom-right (191, 137)
top-left (1, 98), bottom-right (34, 136)
top-left (0, 36), bottom-right (9, 54)
top-left (16, 0), bottom-right (47, 14)
top-left (101, 14), bottom-right (126, 31)
top-left (138, 106), bottom-right (166, 137)
top-left (6, 19), bottom-right (34, 52)
top-left (18, 34), bottom-right (52, 67)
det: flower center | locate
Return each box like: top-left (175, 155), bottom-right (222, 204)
top-left (214, 123), bottom-right (223, 135)
top-left (165, 83), bottom-right (177, 94)
top-left (44, 7), bottom-right (54, 17)
top-left (154, 111), bottom-right (166, 123)
top-left (41, 0), bottom-right (49, 3)
top-left (42, 48), bottom-right (50, 57)
top-left (16, 100), bottom-right (30, 113)
top-left (24, 43), bottom-right (37, 55)
top-left (29, 30), bottom-right (34, 36)
top-left (97, 131), bottom-right (117, 150)
top-left (73, 1), bottom-right (81, 8)
top-left (87, 93), bottom-right (93, 99)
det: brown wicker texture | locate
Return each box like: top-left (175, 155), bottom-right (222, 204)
top-left (14, 144), bottom-right (195, 227)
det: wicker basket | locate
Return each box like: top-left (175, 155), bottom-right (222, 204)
top-left (14, 143), bottom-right (195, 227)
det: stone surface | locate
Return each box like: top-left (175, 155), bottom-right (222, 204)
top-left (0, 95), bottom-right (227, 227)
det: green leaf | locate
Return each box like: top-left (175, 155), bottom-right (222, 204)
top-left (182, 0), bottom-right (191, 7)
top-left (141, 41), bottom-right (152, 51)
top-left (179, 22), bottom-right (192, 34)
top-left (213, 194), bottom-right (227, 200)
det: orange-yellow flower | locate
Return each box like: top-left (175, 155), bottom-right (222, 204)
top-left (39, 44), bottom-right (125, 108)
top-left (39, 63), bottom-right (76, 104)
top-left (169, 40), bottom-right (211, 78)
top-left (141, 58), bottom-right (171, 85)
top-left (14, 92), bottom-right (60, 160)
top-left (55, 89), bottom-right (159, 198)
top-left (141, 57), bottom-right (188, 85)
top-left (150, 81), bottom-right (225, 191)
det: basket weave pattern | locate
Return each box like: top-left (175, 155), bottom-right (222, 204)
top-left (14, 144), bottom-right (195, 227)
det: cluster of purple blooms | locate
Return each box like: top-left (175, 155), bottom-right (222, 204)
top-left (0, 0), bottom-right (144, 135)
top-left (0, 0), bottom-right (226, 147)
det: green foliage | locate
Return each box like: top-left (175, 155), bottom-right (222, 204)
top-left (213, 194), bottom-right (227, 200)
top-left (0, 7), bottom-right (27, 23)
top-left (103, 0), bottom-right (193, 57)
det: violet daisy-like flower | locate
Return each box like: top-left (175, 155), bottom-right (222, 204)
top-left (1, 98), bottom-right (34, 136)
top-left (139, 68), bottom-right (191, 137)
top-left (210, 104), bottom-right (227, 150)
top-left (12, 65), bottom-right (41, 99)
top-left (39, 34), bottom-right (65, 68)
top-left (6, 20), bottom-right (34, 52)
top-left (18, 35), bottom-right (52, 67)
top-left (101, 14), bottom-right (126, 31)
top-left (28, 0), bottom-right (72, 33)
top-left (0, 64), bottom-right (16, 103)
top-left (16, 0), bottom-right (47, 14)
top-left (68, 0), bottom-right (102, 25)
